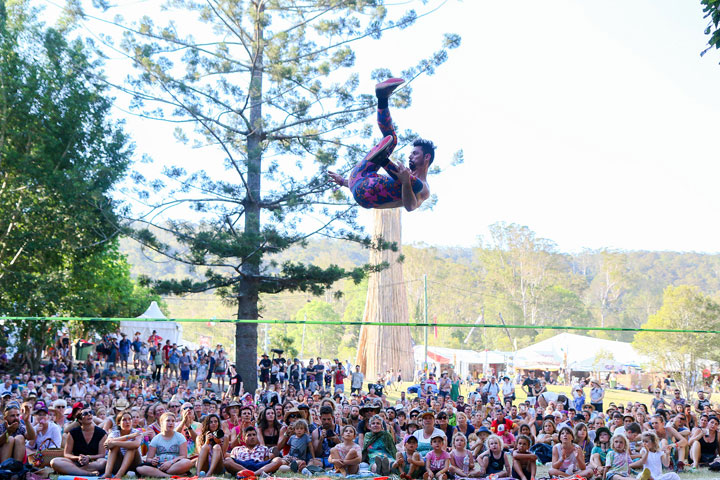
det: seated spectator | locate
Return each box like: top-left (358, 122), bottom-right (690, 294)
top-left (51, 407), bottom-right (107, 475)
top-left (103, 410), bottom-right (142, 478)
top-left (363, 414), bottom-right (397, 475)
top-left (0, 403), bottom-right (35, 462)
top-left (224, 426), bottom-right (286, 476)
top-left (136, 412), bottom-right (195, 478)
top-left (329, 425), bottom-right (362, 475)
top-left (26, 403), bottom-right (61, 456)
top-left (196, 413), bottom-right (227, 476)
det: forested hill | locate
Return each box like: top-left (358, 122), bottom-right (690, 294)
top-left (119, 224), bottom-right (720, 356)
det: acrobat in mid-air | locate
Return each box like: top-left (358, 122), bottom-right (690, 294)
top-left (328, 78), bottom-right (435, 212)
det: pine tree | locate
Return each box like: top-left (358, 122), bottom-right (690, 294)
top-left (68, 0), bottom-right (460, 390)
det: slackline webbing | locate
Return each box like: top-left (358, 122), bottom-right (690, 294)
top-left (0, 316), bottom-right (716, 334)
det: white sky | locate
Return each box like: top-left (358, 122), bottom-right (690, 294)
top-left (41, 0), bottom-right (720, 253)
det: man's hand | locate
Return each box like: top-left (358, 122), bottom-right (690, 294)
top-left (20, 403), bottom-right (31, 422)
top-left (327, 171), bottom-right (347, 188)
top-left (395, 163), bottom-right (412, 184)
top-left (7, 421), bottom-right (18, 435)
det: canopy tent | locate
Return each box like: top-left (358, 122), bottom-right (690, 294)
top-left (413, 345), bottom-right (512, 379)
top-left (513, 333), bottom-right (648, 372)
top-left (119, 301), bottom-right (182, 345)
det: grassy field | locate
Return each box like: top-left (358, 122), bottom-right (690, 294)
top-left (380, 381), bottom-right (658, 408)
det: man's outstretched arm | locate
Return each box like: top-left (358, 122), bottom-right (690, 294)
top-left (328, 171), bottom-right (348, 188)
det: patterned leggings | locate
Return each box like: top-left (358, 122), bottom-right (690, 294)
top-left (349, 107), bottom-right (423, 209)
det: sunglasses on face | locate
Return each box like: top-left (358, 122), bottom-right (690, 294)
top-left (81, 411), bottom-right (93, 417)
top-left (288, 414), bottom-right (299, 419)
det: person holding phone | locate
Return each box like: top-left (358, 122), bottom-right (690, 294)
top-left (196, 413), bottom-right (226, 476)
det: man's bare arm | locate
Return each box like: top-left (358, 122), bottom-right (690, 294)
top-left (327, 171), bottom-right (348, 188)
top-left (396, 163), bottom-right (421, 212)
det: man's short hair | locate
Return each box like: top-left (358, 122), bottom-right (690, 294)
top-left (626, 422), bottom-right (642, 434)
top-left (413, 139), bottom-right (436, 165)
top-left (319, 406), bottom-right (334, 416)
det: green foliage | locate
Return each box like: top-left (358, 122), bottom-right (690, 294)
top-left (65, 0), bottom-right (460, 391)
top-left (702, 0), bottom-right (720, 59)
top-left (123, 224), bottom-right (720, 359)
top-left (0, 0), bottom-right (150, 368)
top-left (634, 286), bottom-right (720, 396)
top-left (288, 300), bottom-right (342, 359)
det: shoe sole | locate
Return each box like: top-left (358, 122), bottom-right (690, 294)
top-left (366, 135), bottom-right (393, 165)
top-left (376, 78), bottom-right (405, 91)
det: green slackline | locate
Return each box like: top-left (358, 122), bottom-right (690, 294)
top-left (0, 316), bottom-right (717, 334)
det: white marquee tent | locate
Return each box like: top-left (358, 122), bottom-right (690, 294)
top-left (413, 345), bottom-right (512, 378)
top-left (513, 333), bottom-right (648, 372)
top-left (119, 301), bottom-right (183, 345)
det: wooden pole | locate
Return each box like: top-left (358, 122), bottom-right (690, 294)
top-left (356, 209), bottom-right (415, 383)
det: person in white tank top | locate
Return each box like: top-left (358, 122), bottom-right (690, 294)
top-left (631, 431), bottom-right (680, 480)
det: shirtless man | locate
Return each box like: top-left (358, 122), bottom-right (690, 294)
top-left (328, 78), bottom-right (434, 212)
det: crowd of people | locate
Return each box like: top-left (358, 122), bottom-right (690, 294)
top-left (0, 330), bottom-right (718, 480)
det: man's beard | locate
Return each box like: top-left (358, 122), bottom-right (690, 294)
top-left (409, 160), bottom-right (416, 170)
top-left (350, 414), bottom-right (359, 420)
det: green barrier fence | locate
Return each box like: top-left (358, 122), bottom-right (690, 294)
top-left (0, 316), bottom-right (717, 334)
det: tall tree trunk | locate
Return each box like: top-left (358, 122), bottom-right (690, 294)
top-left (356, 209), bottom-right (415, 385)
top-left (235, 2), bottom-right (264, 395)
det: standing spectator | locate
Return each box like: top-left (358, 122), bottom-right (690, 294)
top-left (590, 380), bottom-right (605, 413)
top-left (119, 333), bottom-right (131, 372)
top-left (147, 330), bottom-right (162, 348)
top-left (131, 333), bottom-right (143, 370)
top-left (333, 361), bottom-right (346, 393)
top-left (482, 376), bottom-right (500, 403)
top-left (258, 354), bottom-right (271, 391)
top-left (351, 366), bottom-right (364, 395)
top-left (229, 364), bottom-right (244, 398)
top-left (501, 376), bottom-right (515, 403)
top-left (438, 373), bottom-right (452, 399)
top-left (161, 341), bottom-right (172, 379)
top-left (168, 345), bottom-right (180, 380)
top-left (214, 349), bottom-right (228, 393)
top-left (289, 359), bottom-right (302, 391)
top-left (179, 349), bottom-right (191, 386)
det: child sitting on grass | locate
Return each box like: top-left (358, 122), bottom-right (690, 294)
top-left (423, 433), bottom-right (450, 480)
top-left (328, 425), bottom-right (361, 476)
top-left (512, 434), bottom-right (537, 480)
top-left (449, 433), bottom-right (482, 478)
top-left (393, 435), bottom-right (424, 479)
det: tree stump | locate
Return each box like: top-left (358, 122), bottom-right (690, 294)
top-left (356, 208), bottom-right (415, 385)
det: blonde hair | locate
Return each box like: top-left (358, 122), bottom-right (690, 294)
top-left (159, 412), bottom-right (176, 428)
top-left (452, 432), bottom-right (467, 447)
top-left (611, 432), bottom-right (629, 454)
top-left (293, 418), bottom-right (309, 433)
top-left (641, 431), bottom-right (660, 452)
top-left (487, 434), bottom-right (504, 451)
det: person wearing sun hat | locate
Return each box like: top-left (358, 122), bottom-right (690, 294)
top-left (412, 410), bottom-right (445, 458)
